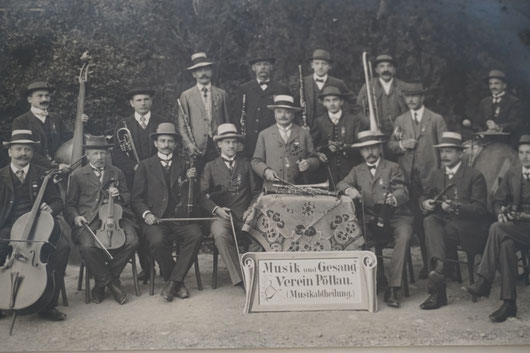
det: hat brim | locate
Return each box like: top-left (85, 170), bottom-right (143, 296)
top-left (25, 87), bottom-right (55, 96)
top-left (308, 56), bottom-right (333, 63)
top-left (187, 62), bottom-right (215, 71)
top-left (351, 140), bottom-right (384, 148)
top-left (126, 89), bottom-right (156, 99)
top-left (84, 144), bottom-right (114, 149)
top-left (266, 104), bottom-right (302, 111)
top-left (149, 132), bottom-right (181, 140)
top-left (486, 76), bottom-right (506, 83)
top-left (374, 59), bottom-right (397, 66)
top-left (3, 140), bottom-right (40, 148)
top-left (433, 143), bottom-right (465, 149)
top-left (318, 93), bottom-right (349, 100)
top-left (248, 57), bottom-right (275, 65)
top-left (213, 133), bottom-right (244, 142)
top-left (473, 130), bottom-right (510, 136)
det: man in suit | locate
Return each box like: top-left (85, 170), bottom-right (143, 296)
top-left (337, 131), bottom-right (413, 308)
top-left (419, 132), bottom-right (488, 310)
top-left (252, 95), bottom-right (319, 184)
top-left (232, 50), bottom-right (290, 158)
top-left (388, 82), bottom-right (447, 277)
top-left (464, 70), bottom-right (522, 141)
top-left (200, 124), bottom-right (260, 287)
top-left (0, 130), bottom-right (70, 321)
top-left (111, 84), bottom-right (168, 280)
top-left (466, 135), bottom-right (530, 322)
top-left (356, 54), bottom-right (408, 139)
top-left (64, 136), bottom-right (138, 305)
top-left (300, 49), bottom-right (355, 139)
top-left (178, 52), bottom-right (231, 167)
top-left (132, 123), bottom-right (202, 302)
top-left (12, 80), bottom-right (89, 169)
top-left (314, 86), bottom-right (368, 186)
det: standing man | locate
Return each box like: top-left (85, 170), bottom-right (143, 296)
top-left (337, 131), bottom-right (413, 308)
top-left (388, 82), bottom-right (447, 277)
top-left (64, 135), bottom-right (138, 305)
top-left (314, 86), bottom-right (368, 186)
top-left (12, 80), bottom-right (89, 169)
top-left (301, 49), bottom-right (355, 138)
top-left (464, 70), bottom-right (522, 139)
top-left (0, 130), bottom-right (70, 321)
top-left (466, 135), bottom-right (530, 322)
top-left (252, 95), bottom-right (319, 184)
top-left (233, 50), bottom-right (290, 157)
top-left (356, 54), bottom-right (408, 138)
top-left (132, 123), bottom-right (203, 302)
top-left (200, 123), bottom-right (260, 288)
top-left (178, 52), bottom-right (231, 167)
top-left (419, 132), bottom-right (488, 310)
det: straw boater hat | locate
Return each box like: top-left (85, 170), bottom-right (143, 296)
top-left (248, 49), bottom-right (275, 65)
top-left (83, 135), bottom-right (113, 149)
top-left (125, 84), bottom-right (156, 100)
top-left (24, 80), bottom-right (55, 96)
top-left (433, 132), bottom-right (465, 149)
top-left (186, 52), bottom-right (215, 71)
top-left (374, 54), bottom-right (397, 66)
top-left (401, 82), bottom-right (428, 96)
top-left (351, 131), bottom-right (384, 148)
top-left (3, 130), bottom-right (40, 147)
top-left (318, 86), bottom-right (348, 100)
top-left (266, 95), bottom-right (301, 111)
top-left (213, 123), bottom-right (244, 142)
top-left (486, 69), bottom-right (507, 83)
top-left (309, 49), bottom-right (333, 63)
top-left (149, 122), bottom-right (180, 140)
top-left (518, 135), bottom-right (530, 147)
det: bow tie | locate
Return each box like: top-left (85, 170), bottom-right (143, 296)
top-left (258, 81), bottom-right (269, 85)
top-left (315, 78), bottom-right (324, 83)
top-left (367, 164), bottom-right (377, 170)
top-left (492, 97), bottom-right (502, 104)
top-left (159, 158), bottom-right (172, 168)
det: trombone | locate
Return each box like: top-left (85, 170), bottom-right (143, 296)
top-left (362, 52), bottom-right (382, 135)
top-left (116, 120), bottom-right (140, 164)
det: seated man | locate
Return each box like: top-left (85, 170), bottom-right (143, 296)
top-left (337, 131), bottom-right (413, 308)
top-left (0, 130), bottom-right (70, 321)
top-left (132, 123), bottom-right (203, 302)
top-left (200, 123), bottom-right (260, 288)
top-left (419, 132), bottom-right (488, 310)
top-left (65, 135), bottom-right (138, 305)
top-left (466, 134), bottom-right (530, 322)
top-left (252, 95), bottom-right (319, 184)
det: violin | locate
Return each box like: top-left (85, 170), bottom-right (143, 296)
top-left (94, 179), bottom-right (126, 250)
top-left (175, 154), bottom-right (201, 220)
top-left (0, 169), bottom-right (61, 316)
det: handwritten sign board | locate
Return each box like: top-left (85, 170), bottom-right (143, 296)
top-left (241, 251), bottom-right (377, 313)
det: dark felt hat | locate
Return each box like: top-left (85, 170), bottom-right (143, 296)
top-left (401, 82), bottom-right (428, 95)
top-left (309, 49), bottom-right (333, 63)
top-left (318, 86), bottom-right (349, 100)
top-left (518, 135), bottom-right (530, 147)
top-left (486, 70), bottom-right (507, 83)
top-left (374, 54), bottom-right (396, 66)
top-left (125, 84), bottom-right (156, 100)
top-left (83, 135), bottom-right (113, 149)
top-left (248, 50), bottom-right (275, 65)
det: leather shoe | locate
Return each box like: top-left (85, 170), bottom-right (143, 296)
top-left (420, 282), bottom-right (447, 310)
top-left (161, 281), bottom-right (178, 302)
top-left (38, 307), bottom-right (67, 321)
top-left (173, 282), bottom-right (189, 299)
top-left (489, 301), bottom-right (517, 323)
top-left (107, 281), bottom-right (128, 305)
top-left (91, 285), bottom-right (105, 304)
top-left (465, 276), bottom-right (491, 298)
top-left (384, 287), bottom-right (400, 308)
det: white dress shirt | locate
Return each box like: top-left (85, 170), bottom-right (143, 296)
top-left (135, 111), bottom-right (151, 127)
top-left (379, 78), bottom-right (393, 95)
top-left (277, 123), bottom-right (293, 143)
top-left (328, 110), bottom-right (343, 125)
top-left (31, 106), bottom-right (48, 123)
top-left (445, 161), bottom-right (462, 179)
top-left (313, 74), bottom-right (328, 90)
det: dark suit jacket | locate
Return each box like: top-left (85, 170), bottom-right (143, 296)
top-left (64, 163), bottom-right (133, 229)
top-left (178, 85), bottom-right (231, 155)
top-left (12, 111), bottom-right (72, 168)
top-left (336, 159), bottom-right (412, 222)
top-left (131, 154), bottom-right (187, 218)
top-left (111, 114), bottom-right (169, 187)
top-left (492, 164), bottom-right (527, 216)
top-left (474, 93), bottom-right (522, 134)
top-left (251, 124), bottom-right (319, 183)
top-left (200, 156), bottom-right (260, 220)
top-left (232, 79), bottom-right (290, 157)
top-left (0, 163), bottom-right (63, 229)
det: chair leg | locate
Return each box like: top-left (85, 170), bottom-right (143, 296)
top-left (131, 253), bottom-right (141, 297)
top-left (60, 277), bottom-right (69, 306)
top-left (77, 262), bottom-right (84, 291)
top-left (149, 255), bottom-right (155, 296)
top-left (466, 252), bottom-right (477, 303)
top-left (194, 256), bottom-right (203, 291)
top-left (212, 246), bottom-right (219, 290)
top-left (84, 262), bottom-right (91, 304)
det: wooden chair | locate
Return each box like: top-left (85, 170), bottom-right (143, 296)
top-left (373, 242), bottom-right (415, 297)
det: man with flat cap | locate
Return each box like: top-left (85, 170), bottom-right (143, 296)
top-left (356, 54), bottom-right (408, 138)
top-left (178, 52), bottom-right (231, 167)
top-left (466, 134), bottom-right (530, 322)
top-left (232, 49), bottom-right (290, 158)
top-left (464, 70), bottom-right (522, 139)
top-left (12, 80), bottom-right (89, 169)
top-left (419, 132), bottom-right (488, 310)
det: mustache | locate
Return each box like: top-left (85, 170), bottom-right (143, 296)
top-left (381, 71), bottom-right (392, 76)
top-left (40, 101), bottom-right (50, 105)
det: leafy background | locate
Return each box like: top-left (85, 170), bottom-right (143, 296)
top-left (0, 0), bottom-right (529, 165)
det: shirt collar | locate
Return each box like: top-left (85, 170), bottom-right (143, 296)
top-left (31, 106), bottom-right (48, 123)
top-left (197, 83), bottom-right (212, 91)
top-left (492, 91), bottom-right (506, 99)
top-left (313, 73), bottom-right (328, 82)
top-left (522, 166), bottom-right (530, 174)
top-left (445, 161), bottom-right (462, 175)
top-left (134, 111), bottom-right (151, 122)
top-left (10, 163), bottom-right (30, 176)
top-left (89, 163), bottom-right (104, 171)
top-left (366, 158), bottom-right (381, 169)
top-left (411, 106), bottom-right (425, 121)
top-left (221, 153), bottom-right (236, 161)
top-left (158, 152), bottom-right (173, 161)
top-left (257, 78), bottom-right (270, 84)
top-left (277, 123), bottom-right (293, 131)
top-left (379, 78), bottom-right (393, 93)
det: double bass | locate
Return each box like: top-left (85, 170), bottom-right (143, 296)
top-left (0, 169), bottom-right (61, 333)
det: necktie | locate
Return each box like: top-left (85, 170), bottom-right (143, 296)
top-left (524, 172), bottom-right (530, 181)
top-left (202, 86), bottom-right (208, 98)
top-left (15, 169), bottom-right (25, 183)
top-left (446, 171), bottom-right (455, 179)
top-left (330, 114), bottom-right (339, 125)
top-left (139, 116), bottom-right (147, 129)
top-left (223, 158), bottom-right (234, 170)
top-left (367, 164), bottom-right (376, 176)
top-left (413, 112), bottom-right (419, 125)
top-left (160, 158), bottom-right (171, 170)
top-left (279, 128), bottom-right (289, 143)
top-left (92, 167), bottom-right (103, 181)
top-left (258, 81), bottom-right (268, 90)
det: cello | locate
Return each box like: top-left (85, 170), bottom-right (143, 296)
top-left (0, 169), bottom-right (61, 333)
top-left (93, 179), bottom-right (126, 250)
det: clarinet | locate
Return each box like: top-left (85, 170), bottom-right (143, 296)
top-left (298, 65), bottom-right (309, 130)
top-left (177, 98), bottom-right (198, 152)
top-left (240, 94), bottom-right (247, 136)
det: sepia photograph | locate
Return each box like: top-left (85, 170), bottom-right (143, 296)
top-left (0, 0), bottom-right (529, 352)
